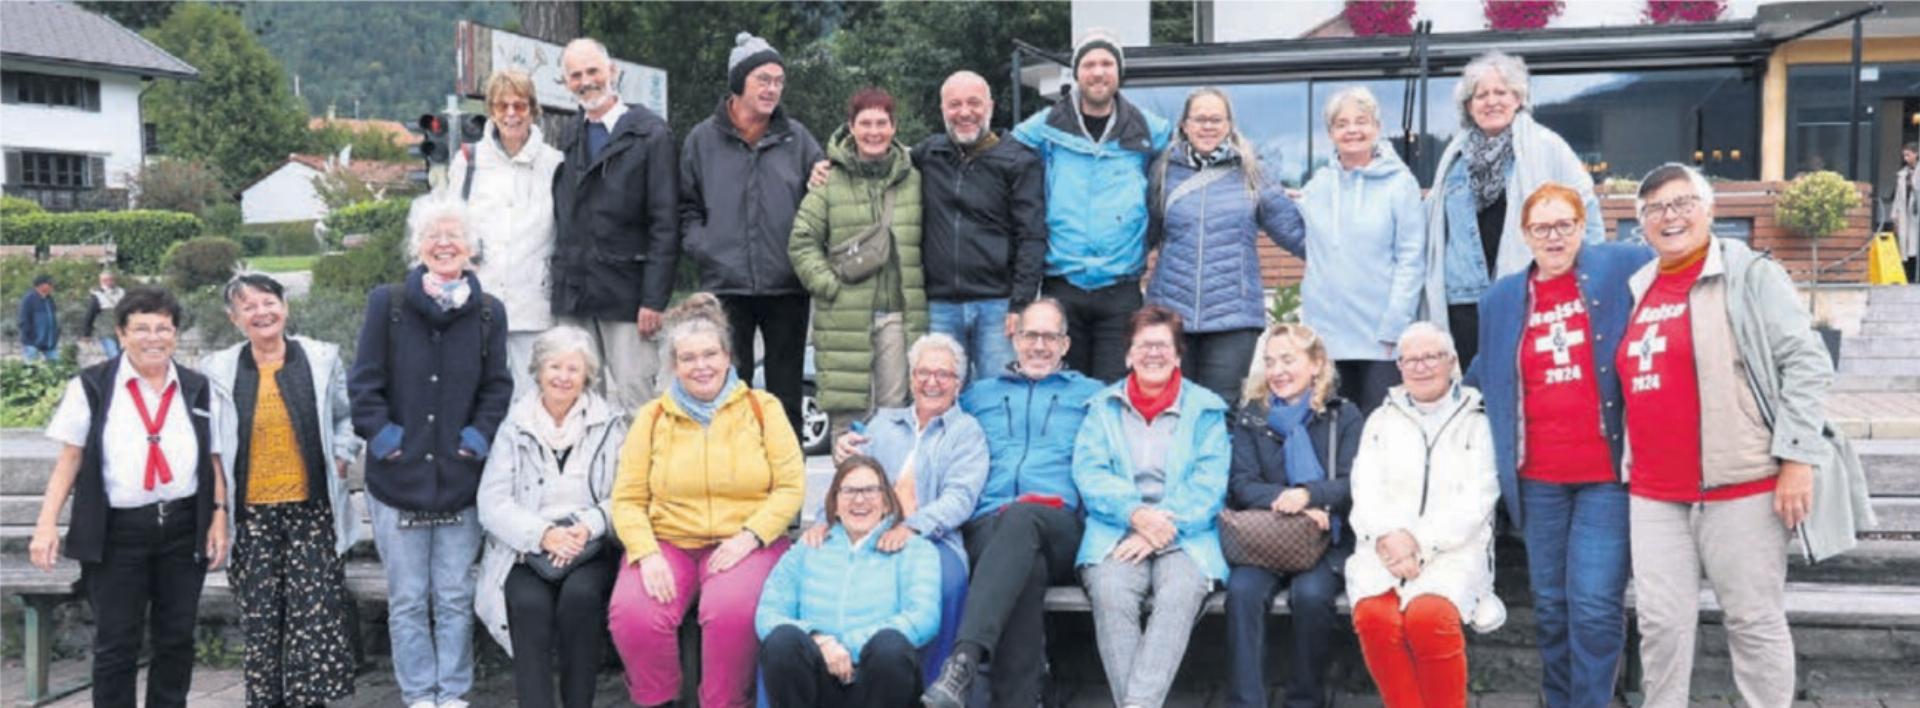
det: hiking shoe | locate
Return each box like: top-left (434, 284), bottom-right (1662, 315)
top-left (921, 651), bottom-right (977, 708)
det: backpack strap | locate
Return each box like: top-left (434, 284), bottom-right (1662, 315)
top-left (459, 143), bottom-right (477, 202)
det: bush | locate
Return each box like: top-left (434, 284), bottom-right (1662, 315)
top-left (0, 358), bottom-right (79, 428)
top-left (177, 285), bottom-right (241, 351)
top-left (0, 195), bottom-right (43, 217)
top-left (0, 257), bottom-right (116, 342)
top-left (162, 236), bottom-right (243, 291)
top-left (0, 210), bottom-right (204, 274)
top-left (290, 288), bottom-right (372, 361)
top-left (311, 229), bottom-right (407, 294)
top-left (321, 198), bottom-right (411, 248)
top-left (238, 221), bottom-right (321, 257)
top-left (236, 233), bottom-right (271, 257)
top-left (205, 203), bottom-right (243, 236)
top-left (132, 158), bottom-right (230, 218)
top-left (1777, 170), bottom-right (1860, 240)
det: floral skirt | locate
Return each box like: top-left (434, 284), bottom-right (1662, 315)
top-left (230, 499), bottom-right (356, 706)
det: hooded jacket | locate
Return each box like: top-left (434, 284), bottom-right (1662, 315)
top-left (679, 98), bottom-right (826, 297)
top-left (787, 126), bottom-right (928, 414)
top-left (914, 131), bottom-right (1049, 307)
top-left (1012, 91), bottom-right (1172, 291)
top-left (960, 366), bottom-right (1106, 518)
top-left (1146, 142), bottom-right (1305, 334)
top-left (552, 103), bottom-right (679, 319)
top-left (831, 404), bottom-right (988, 565)
top-left (1073, 377), bottom-right (1232, 581)
top-left (755, 523), bottom-right (942, 659)
top-left (452, 121), bottom-right (564, 330)
top-left (1286, 143), bottom-right (1428, 361)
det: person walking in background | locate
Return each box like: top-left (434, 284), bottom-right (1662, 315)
top-left (84, 270), bottom-right (125, 360)
top-left (549, 40), bottom-right (678, 412)
top-left (1895, 141), bottom-right (1918, 281)
top-left (203, 273), bottom-right (361, 707)
top-left (1285, 87), bottom-right (1426, 414)
top-left (18, 274), bottom-right (58, 362)
top-left (757, 455), bottom-right (941, 708)
top-left (1421, 51), bottom-right (1603, 371)
top-left (607, 296), bottom-right (805, 708)
top-left (349, 198), bottom-right (514, 708)
top-left (679, 31), bottom-right (826, 441)
top-left (789, 86), bottom-right (927, 439)
top-left (1013, 29), bottom-right (1172, 383)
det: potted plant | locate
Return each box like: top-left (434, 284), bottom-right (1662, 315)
top-left (1774, 170), bottom-right (1862, 364)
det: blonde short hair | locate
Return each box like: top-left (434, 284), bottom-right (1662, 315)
top-left (485, 69), bottom-right (541, 120)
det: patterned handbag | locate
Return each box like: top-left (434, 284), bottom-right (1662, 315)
top-left (1218, 405), bottom-right (1340, 573)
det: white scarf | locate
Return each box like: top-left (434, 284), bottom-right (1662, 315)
top-left (515, 392), bottom-right (592, 455)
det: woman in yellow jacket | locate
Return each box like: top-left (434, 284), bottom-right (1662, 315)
top-left (608, 295), bottom-right (806, 708)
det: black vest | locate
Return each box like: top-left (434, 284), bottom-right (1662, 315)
top-left (65, 358), bottom-right (217, 564)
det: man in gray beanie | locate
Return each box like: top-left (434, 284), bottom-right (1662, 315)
top-left (678, 30), bottom-right (826, 443)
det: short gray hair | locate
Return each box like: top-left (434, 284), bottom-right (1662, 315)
top-left (661, 293), bottom-right (732, 363)
top-left (1396, 321), bottom-right (1456, 358)
top-left (404, 197), bottom-right (472, 267)
top-left (1322, 86), bottom-right (1381, 130)
top-left (562, 37), bottom-right (612, 67)
top-left (941, 70), bottom-right (990, 96)
top-left (1018, 298), bottom-right (1070, 336)
top-left (907, 333), bottom-right (968, 379)
top-left (1455, 51), bottom-right (1531, 126)
top-left (1634, 162), bottom-right (1717, 216)
top-left (529, 325), bottom-right (601, 391)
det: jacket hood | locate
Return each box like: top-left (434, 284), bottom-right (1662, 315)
top-left (1047, 89), bottom-right (1158, 155)
top-left (479, 120), bottom-right (552, 165)
top-left (708, 94), bottom-right (798, 144)
top-left (825, 123), bottom-right (912, 184)
top-left (1381, 382), bottom-right (1482, 418)
top-left (506, 388), bottom-right (618, 435)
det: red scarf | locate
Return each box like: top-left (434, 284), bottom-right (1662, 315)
top-left (126, 378), bottom-right (178, 491)
top-left (1126, 369), bottom-right (1182, 424)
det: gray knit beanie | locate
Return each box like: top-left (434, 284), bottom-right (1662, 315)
top-left (1072, 30), bottom-right (1124, 84)
top-left (728, 32), bottom-right (783, 95)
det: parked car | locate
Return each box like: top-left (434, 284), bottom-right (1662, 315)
top-left (753, 345), bottom-right (829, 456)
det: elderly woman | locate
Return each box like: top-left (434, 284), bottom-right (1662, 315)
top-left (1422, 51), bottom-right (1603, 370)
top-left (202, 274), bottom-right (359, 706)
top-left (607, 296), bottom-right (806, 708)
top-left (349, 197), bottom-right (513, 708)
top-left (1346, 322), bottom-right (1502, 708)
top-left (1284, 87), bottom-right (1426, 414)
top-left (789, 86), bottom-right (927, 438)
top-left (757, 455), bottom-right (942, 707)
top-left (1223, 323), bottom-right (1363, 708)
top-left (29, 287), bottom-right (228, 707)
top-left (1619, 164), bottom-right (1870, 706)
top-left (821, 333), bottom-right (987, 681)
top-left (1145, 87), bottom-right (1305, 401)
top-left (1467, 183), bottom-right (1650, 706)
top-left (475, 326), bottom-right (625, 708)
top-left (450, 69), bottom-right (563, 396)
top-left (1074, 304), bottom-right (1231, 708)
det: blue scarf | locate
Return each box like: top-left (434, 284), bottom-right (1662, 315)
top-left (670, 368), bottom-right (740, 427)
top-left (1266, 393), bottom-right (1341, 543)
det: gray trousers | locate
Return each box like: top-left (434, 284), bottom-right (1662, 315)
top-left (504, 330), bottom-right (540, 400)
top-left (1630, 493), bottom-right (1794, 708)
top-left (557, 316), bottom-right (660, 413)
top-left (1082, 550), bottom-right (1213, 708)
top-left (828, 311), bottom-right (908, 440)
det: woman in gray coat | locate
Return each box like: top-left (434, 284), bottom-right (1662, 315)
top-left (476, 326), bottom-right (626, 708)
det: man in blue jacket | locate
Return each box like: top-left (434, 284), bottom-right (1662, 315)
top-left (18, 275), bottom-right (58, 362)
top-left (923, 298), bottom-right (1104, 708)
top-left (1012, 30), bottom-right (1171, 383)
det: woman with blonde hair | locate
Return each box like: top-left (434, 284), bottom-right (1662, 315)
top-left (1223, 323), bottom-right (1363, 708)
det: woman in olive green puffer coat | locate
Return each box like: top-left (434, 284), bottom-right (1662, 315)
top-left (788, 88), bottom-right (927, 432)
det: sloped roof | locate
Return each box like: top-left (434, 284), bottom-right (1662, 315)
top-left (0, 2), bottom-right (198, 79)
top-left (239, 154), bottom-right (416, 194)
top-left (309, 117), bottom-right (425, 147)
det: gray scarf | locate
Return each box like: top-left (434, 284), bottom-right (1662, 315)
top-left (1464, 126), bottom-right (1515, 210)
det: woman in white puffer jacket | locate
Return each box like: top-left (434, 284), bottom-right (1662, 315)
top-left (1344, 322), bottom-right (1502, 708)
top-left (450, 69), bottom-right (564, 394)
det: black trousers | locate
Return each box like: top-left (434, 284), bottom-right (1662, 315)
top-left (81, 498), bottom-right (206, 708)
top-left (956, 503), bottom-right (1084, 708)
top-left (720, 293), bottom-right (811, 438)
top-left (761, 624), bottom-right (921, 708)
top-left (1223, 554), bottom-right (1347, 708)
top-left (1043, 277), bottom-right (1142, 383)
top-left (1334, 359), bottom-right (1402, 417)
top-left (503, 557), bottom-right (616, 708)
top-left (1183, 328), bottom-right (1263, 404)
top-left (1447, 302), bottom-right (1480, 374)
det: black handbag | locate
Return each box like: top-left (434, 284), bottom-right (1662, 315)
top-left (524, 517), bottom-right (605, 583)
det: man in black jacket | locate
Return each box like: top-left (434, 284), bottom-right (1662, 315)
top-left (678, 32), bottom-right (824, 439)
top-left (916, 71), bottom-right (1047, 383)
top-left (551, 37), bottom-right (678, 411)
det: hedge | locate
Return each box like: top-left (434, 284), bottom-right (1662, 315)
top-left (313, 197), bottom-right (412, 293)
top-left (0, 210), bottom-right (204, 274)
top-left (1, 195), bottom-right (43, 217)
top-left (322, 198), bottom-right (411, 248)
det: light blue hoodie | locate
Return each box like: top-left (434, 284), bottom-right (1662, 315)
top-left (1281, 143), bottom-right (1427, 361)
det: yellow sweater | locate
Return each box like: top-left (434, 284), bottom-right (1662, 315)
top-left (246, 360), bottom-right (309, 504)
top-left (611, 386), bottom-right (805, 562)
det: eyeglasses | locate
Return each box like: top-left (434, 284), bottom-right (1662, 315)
top-left (491, 100), bottom-right (531, 114)
top-left (1016, 330), bottom-right (1066, 345)
top-left (125, 324), bottom-right (177, 339)
top-left (748, 73), bottom-right (786, 89)
top-left (1133, 341), bottom-right (1176, 354)
top-left (1397, 351), bottom-right (1452, 370)
top-left (1185, 115), bottom-right (1228, 128)
top-left (913, 368), bottom-right (959, 383)
top-left (1639, 195), bottom-right (1701, 221)
top-left (1525, 220), bottom-right (1579, 240)
top-left (837, 484), bottom-right (883, 500)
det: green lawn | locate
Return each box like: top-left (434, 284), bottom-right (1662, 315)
top-left (246, 255), bottom-right (320, 273)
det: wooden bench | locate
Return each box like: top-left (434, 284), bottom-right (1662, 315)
top-left (45, 244), bottom-right (115, 264)
top-left (0, 245), bottom-right (38, 260)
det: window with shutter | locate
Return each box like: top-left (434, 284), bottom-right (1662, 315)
top-left (0, 71), bottom-right (101, 111)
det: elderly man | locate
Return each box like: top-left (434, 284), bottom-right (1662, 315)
top-left (922, 298), bottom-right (1105, 708)
top-left (550, 38), bottom-right (678, 412)
top-left (19, 274), bottom-right (58, 362)
top-left (84, 271), bottom-right (124, 360)
top-left (1012, 30), bottom-right (1170, 383)
top-left (679, 31), bottom-right (825, 440)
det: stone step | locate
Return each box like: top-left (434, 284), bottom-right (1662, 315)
top-left (1872, 497), bottom-right (1920, 535)
top-left (1859, 439), bottom-right (1920, 492)
top-left (1831, 374), bottom-right (1920, 392)
top-left (1838, 358), bottom-right (1920, 376)
top-left (1859, 320), bottom-right (1918, 338)
top-left (1868, 286), bottom-right (1920, 306)
top-left (1860, 302), bottom-right (1920, 322)
top-left (1841, 337), bottom-right (1920, 358)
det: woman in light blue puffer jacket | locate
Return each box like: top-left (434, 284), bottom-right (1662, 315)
top-left (1145, 87), bottom-right (1305, 402)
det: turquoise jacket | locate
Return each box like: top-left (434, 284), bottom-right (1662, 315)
top-left (1012, 91), bottom-right (1172, 290)
top-left (1071, 377), bottom-right (1232, 581)
top-left (754, 522), bottom-right (942, 659)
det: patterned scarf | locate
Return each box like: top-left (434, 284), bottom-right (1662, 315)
top-left (1464, 125), bottom-right (1515, 210)
top-left (420, 271), bottom-right (472, 312)
top-left (1184, 141), bottom-right (1237, 170)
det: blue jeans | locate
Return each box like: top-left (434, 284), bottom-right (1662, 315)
top-left (927, 298), bottom-right (1015, 384)
top-left (99, 336), bottom-right (121, 360)
top-left (367, 496), bottom-right (483, 705)
top-left (922, 542), bottom-right (969, 686)
top-left (1224, 554), bottom-right (1345, 708)
top-left (23, 345), bottom-right (57, 362)
top-left (1520, 479), bottom-right (1630, 708)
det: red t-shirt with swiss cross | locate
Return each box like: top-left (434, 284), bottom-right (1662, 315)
top-left (1519, 272), bottom-right (1614, 484)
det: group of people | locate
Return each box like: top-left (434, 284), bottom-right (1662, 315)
top-left (21, 25), bottom-right (1876, 708)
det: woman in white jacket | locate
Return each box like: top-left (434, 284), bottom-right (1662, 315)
top-left (1345, 322), bottom-right (1502, 708)
top-left (450, 68), bottom-right (565, 394)
top-left (476, 326), bottom-right (626, 708)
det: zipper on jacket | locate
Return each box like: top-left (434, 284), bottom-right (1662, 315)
top-left (953, 160), bottom-right (968, 287)
top-left (1194, 174), bottom-right (1208, 319)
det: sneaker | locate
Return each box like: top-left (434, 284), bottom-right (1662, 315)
top-left (407, 702), bottom-right (435, 708)
top-left (922, 651), bottom-right (976, 708)
top-left (438, 700), bottom-right (470, 708)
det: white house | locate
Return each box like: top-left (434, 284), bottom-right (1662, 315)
top-left (0, 2), bottom-right (197, 211)
top-left (240, 154), bottom-right (414, 225)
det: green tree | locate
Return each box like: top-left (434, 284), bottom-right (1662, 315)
top-left (244, 2), bottom-right (515, 121)
top-left (143, 3), bottom-right (308, 191)
top-left (304, 123), bottom-right (411, 162)
top-left (79, 1), bottom-right (181, 31)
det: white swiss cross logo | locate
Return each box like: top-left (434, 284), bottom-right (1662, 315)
top-left (1628, 323), bottom-right (1668, 373)
top-left (1534, 321), bottom-right (1586, 367)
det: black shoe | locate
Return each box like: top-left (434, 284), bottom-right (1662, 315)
top-left (922, 651), bottom-right (976, 708)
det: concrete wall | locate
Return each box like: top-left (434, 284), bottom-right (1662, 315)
top-left (241, 162), bottom-right (327, 224)
top-left (0, 60), bottom-right (146, 190)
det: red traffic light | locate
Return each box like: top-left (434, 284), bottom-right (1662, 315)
top-left (417, 114), bottom-right (446, 136)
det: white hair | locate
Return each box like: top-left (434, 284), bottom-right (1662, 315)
top-left (941, 70), bottom-right (990, 96)
top-left (1634, 162), bottom-right (1717, 216)
top-left (907, 333), bottom-right (968, 380)
top-left (529, 325), bottom-right (601, 391)
top-left (1396, 321), bottom-right (1456, 357)
top-left (1455, 51), bottom-right (1531, 126)
top-left (562, 38), bottom-right (612, 67)
top-left (404, 197), bottom-right (472, 267)
top-left (1322, 85), bottom-right (1381, 130)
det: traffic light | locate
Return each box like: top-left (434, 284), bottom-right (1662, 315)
top-left (414, 113), bottom-right (450, 165)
